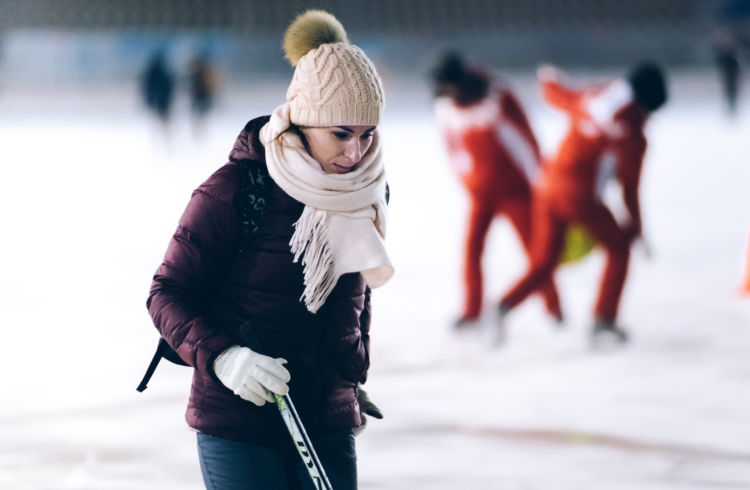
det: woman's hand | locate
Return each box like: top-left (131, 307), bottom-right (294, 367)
top-left (213, 346), bottom-right (290, 406)
top-left (353, 387), bottom-right (383, 436)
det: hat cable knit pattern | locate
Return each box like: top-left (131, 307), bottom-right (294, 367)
top-left (284, 11), bottom-right (384, 127)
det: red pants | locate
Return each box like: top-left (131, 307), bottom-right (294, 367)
top-left (501, 193), bottom-right (631, 322)
top-left (462, 192), bottom-right (561, 320)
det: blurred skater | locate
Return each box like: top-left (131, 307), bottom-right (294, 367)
top-left (713, 0), bottom-right (750, 115)
top-left (431, 53), bottom-right (562, 329)
top-left (140, 50), bottom-right (175, 139)
top-left (188, 52), bottom-right (219, 138)
top-left (496, 63), bottom-right (668, 346)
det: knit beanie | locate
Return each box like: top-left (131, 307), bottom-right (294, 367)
top-left (283, 10), bottom-right (385, 127)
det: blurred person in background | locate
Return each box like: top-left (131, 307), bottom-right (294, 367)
top-left (713, 0), bottom-right (750, 115)
top-left (495, 62), bottom-right (668, 347)
top-left (146, 10), bottom-right (391, 490)
top-left (140, 49), bottom-right (175, 136)
top-left (188, 51), bottom-right (220, 138)
top-left (431, 52), bottom-right (562, 331)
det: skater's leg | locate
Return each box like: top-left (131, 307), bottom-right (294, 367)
top-left (577, 203), bottom-right (631, 323)
top-left (504, 196), bottom-right (563, 320)
top-left (500, 196), bottom-right (566, 311)
top-left (459, 195), bottom-right (494, 322)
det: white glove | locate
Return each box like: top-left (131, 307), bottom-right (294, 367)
top-left (213, 345), bottom-right (290, 406)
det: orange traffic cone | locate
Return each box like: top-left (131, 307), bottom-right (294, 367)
top-left (741, 239), bottom-right (750, 296)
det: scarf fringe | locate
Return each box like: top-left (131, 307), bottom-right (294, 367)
top-left (290, 207), bottom-right (337, 313)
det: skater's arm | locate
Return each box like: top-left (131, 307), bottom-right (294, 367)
top-left (146, 170), bottom-right (240, 377)
top-left (538, 66), bottom-right (585, 116)
top-left (500, 91), bottom-right (541, 162)
top-left (616, 138), bottom-right (647, 238)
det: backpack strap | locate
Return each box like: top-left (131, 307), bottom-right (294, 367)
top-left (136, 338), bottom-right (189, 392)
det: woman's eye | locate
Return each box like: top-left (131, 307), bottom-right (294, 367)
top-left (361, 132), bottom-right (373, 140)
top-left (333, 132), bottom-right (349, 140)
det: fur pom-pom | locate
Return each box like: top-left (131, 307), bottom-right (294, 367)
top-left (283, 10), bottom-right (349, 66)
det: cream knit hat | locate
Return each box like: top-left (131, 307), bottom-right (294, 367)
top-left (283, 10), bottom-right (384, 127)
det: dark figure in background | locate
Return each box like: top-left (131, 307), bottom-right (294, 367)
top-left (715, 48), bottom-right (740, 114)
top-left (140, 51), bottom-right (175, 130)
top-left (713, 0), bottom-right (750, 115)
top-left (188, 53), bottom-right (219, 137)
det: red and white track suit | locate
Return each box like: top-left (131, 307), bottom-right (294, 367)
top-left (501, 75), bottom-right (648, 323)
top-left (436, 86), bottom-right (561, 320)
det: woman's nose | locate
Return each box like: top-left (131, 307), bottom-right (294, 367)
top-left (345, 139), bottom-right (364, 164)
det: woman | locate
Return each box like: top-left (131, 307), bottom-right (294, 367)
top-left (146, 10), bottom-right (393, 490)
top-left (431, 52), bottom-right (562, 331)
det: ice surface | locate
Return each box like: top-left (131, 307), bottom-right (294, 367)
top-left (1, 69), bottom-right (749, 489)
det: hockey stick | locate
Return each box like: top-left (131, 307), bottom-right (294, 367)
top-left (240, 320), bottom-right (333, 490)
top-left (273, 392), bottom-right (333, 490)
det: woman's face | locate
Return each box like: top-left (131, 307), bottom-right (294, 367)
top-left (300, 125), bottom-right (376, 174)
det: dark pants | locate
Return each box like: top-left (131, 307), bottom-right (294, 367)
top-left (197, 429), bottom-right (357, 490)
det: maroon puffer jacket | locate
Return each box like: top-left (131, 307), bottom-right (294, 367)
top-left (147, 116), bottom-right (372, 444)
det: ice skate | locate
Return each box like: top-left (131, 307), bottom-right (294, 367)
top-left (482, 303), bottom-right (509, 347)
top-left (589, 320), bottom-right (628, 349)
top-left (552, 311), bottom-right (565, 329)
top-left (452, 314), bottom-right (481, 330)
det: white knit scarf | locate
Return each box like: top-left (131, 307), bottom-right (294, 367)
top-left (260, 103), bottom-right (394, 313)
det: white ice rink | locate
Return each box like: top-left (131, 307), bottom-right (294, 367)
top-left (1, 69), bottom-right (749, 489)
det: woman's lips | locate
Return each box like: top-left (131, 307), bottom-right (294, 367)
top-left (333, 163), bottom-right (354, 174)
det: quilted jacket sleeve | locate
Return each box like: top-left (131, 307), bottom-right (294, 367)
top-left (146, 168), bottom-right (240, 378)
